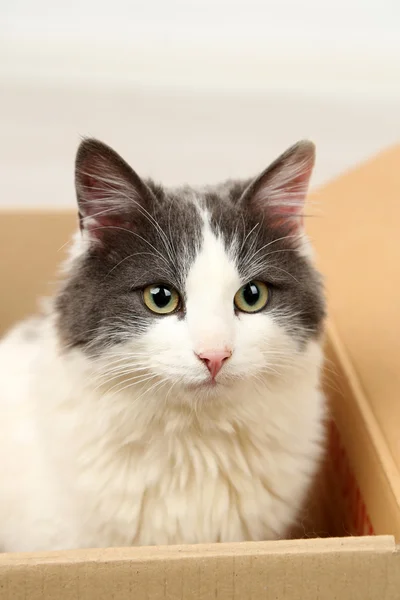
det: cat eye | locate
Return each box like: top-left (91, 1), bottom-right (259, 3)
top-left (143, 284), bottom-right (180, 315)
top-left (234, 281), bottom-right (269, 313)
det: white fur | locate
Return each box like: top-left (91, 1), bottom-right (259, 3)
top-left (0, 212), bottom-right (324, 552)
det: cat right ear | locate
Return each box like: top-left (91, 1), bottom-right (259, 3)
top-left (75, 138), bottom-right (153, 241)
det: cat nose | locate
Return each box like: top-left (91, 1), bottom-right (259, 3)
top-left (196, 350), bottom-right (232, 379)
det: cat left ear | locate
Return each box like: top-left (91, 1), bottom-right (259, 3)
top-left (75, 138), bottom-right (154, 241)
top-left (240, 140), bottom-right (315, 230)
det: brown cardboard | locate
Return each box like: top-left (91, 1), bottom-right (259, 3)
top-left (0, 210), bottom-right (76, 334)
top-left (306, 146), bottom-right (400, 540)
top-left (307, 148), bottom-right (400, 478)
top-left (1, 147), bottom-right (400, 598)
top-left (1, 537), bottom-right (400, 600)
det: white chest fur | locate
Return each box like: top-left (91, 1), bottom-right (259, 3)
top-left (0, 320), bottom-right (324, 552)
top-left (63, 370), bottom-right (324, 548)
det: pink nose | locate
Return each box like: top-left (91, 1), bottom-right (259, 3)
top-left (197, 350), bottom-right (232, 379)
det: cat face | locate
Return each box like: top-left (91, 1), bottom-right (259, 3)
top-left (56, 139), bottom-right (325, 396)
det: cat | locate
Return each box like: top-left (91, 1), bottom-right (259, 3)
top-left (0, 138), bottom-right (325, 552)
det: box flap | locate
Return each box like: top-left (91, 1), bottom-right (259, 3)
top-left (0, 210), bottom-right (76, 334)
top-left (1, 536), bottom-right (399, 600)
top-left (307, 146), bottom-right (400, 521)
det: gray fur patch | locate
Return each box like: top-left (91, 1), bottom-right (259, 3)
top-left (56, 185), bottom-right (203, 351)
top-left (56, 139), bottom-right (325, 352)
top-left (203, 191), bottom-right (325, 342)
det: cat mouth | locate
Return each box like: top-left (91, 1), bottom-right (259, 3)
top-left (187, 378), bottom-right (219, 391)
top-left (192, 381), bottom-right (217, 389)
top-left (186, 373), bottom-right (237, 391)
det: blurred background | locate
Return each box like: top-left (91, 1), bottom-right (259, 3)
top-left (1, 0), bottom-right (400, 208)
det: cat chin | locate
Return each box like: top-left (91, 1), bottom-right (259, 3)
top-left (145, 375), bottom-right (236, 405)
top-left (186, 379), bottom-right (217, 390)
top-left (175, 373), bottom-right (260, 404)
top-left (184, 378), bottom-right (230, 397)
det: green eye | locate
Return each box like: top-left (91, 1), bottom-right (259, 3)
top-left (234, 281), bottom-right (269, 313)
top-left (143, 285), bottom-right (180, 315)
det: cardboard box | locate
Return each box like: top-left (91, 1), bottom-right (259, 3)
top-left (1, 147), bottom-right (400, 598)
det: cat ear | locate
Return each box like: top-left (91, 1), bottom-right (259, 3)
top-left (75, 138), bottom-right (153, 241)
top-left (240, 140), bottom-right (315, 231)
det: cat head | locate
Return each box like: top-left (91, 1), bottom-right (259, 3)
top-left (56, 139), bottom-right (325, 399)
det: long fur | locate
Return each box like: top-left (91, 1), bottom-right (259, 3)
top-left (0, 139), bottom-right (325, 551)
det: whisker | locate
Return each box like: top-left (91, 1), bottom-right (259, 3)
top-left (88, 225), bottom-right (174, 274)
top-left (104, 252), bottom-right (165, 279)
top-left (102, 373), bottom-right (160, 397)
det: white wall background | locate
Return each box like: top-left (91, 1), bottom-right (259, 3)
top-left (1, 0), bottom-right (400, 208)
top-left (2, 0), bottom-right (400, 93)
